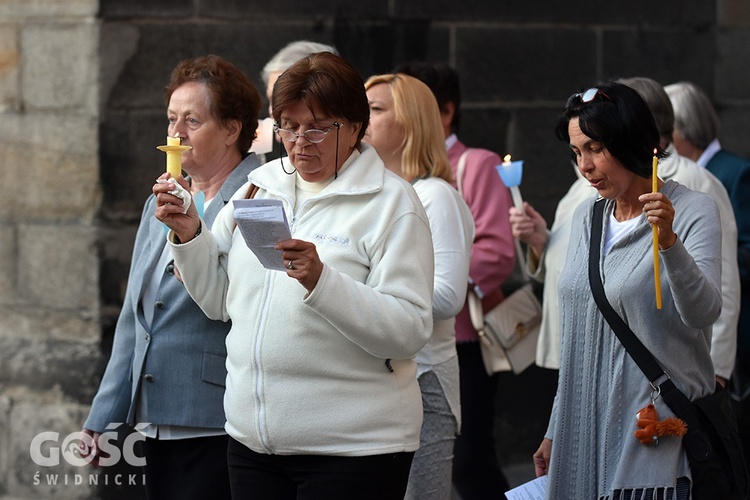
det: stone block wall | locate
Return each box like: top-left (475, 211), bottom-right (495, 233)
top-left (0, 0), bottom-right (102, 498)
top-left (96, 0), bottom-right (750, 231)
top-left (0, 0), bottom-right (748, 498)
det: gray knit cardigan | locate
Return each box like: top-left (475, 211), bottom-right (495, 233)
top-left (545, 180), bottom-right (722, 499)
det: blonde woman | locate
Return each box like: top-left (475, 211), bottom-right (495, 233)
top-left (364, 73), bottom-right (475, 500)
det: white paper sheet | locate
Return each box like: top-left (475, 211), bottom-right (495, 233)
top-left (504, 474), bottom-right (547, 500)
top-left (233, 198), bottom-right (291, 271)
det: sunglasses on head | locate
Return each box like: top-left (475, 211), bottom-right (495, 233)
top-left (574, 87), bottom-right (611, 103)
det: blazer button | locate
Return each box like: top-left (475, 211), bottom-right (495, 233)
top-left (144, 374), bottom-right (155, 383)
top-left (154, 301), bottom-right (165, 310)
top-left (144, 333), bottom-right (150, 342)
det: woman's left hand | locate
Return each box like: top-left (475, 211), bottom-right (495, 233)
top-left (639, 191), bottom-right (677, 250)
top-left (276, 238), bottom-right (324, 292)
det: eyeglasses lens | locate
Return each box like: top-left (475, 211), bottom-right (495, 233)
top-left (580, 88), bottom-right (599, 103)
top-left (304, 130), bottom-right (326, 143)
top-left (276, 128), bottom-right (327, 144)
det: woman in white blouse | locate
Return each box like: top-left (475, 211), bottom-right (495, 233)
top-left (364, 72), bottom-right (475, 500)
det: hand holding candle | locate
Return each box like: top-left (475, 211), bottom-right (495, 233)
top-left (497, 154), bottom-right (527, 260)
top-left (496, 154), bottom-right (525, 215)
top-left (157, 134), bottom-right (192, 179)
top-left (652, 149), bottom-right (662, 310)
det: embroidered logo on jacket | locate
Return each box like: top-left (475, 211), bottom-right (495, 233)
top-left (312, 233), bottom-right (349, 246)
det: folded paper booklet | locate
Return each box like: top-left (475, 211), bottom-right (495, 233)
top-left (505, 474), bottom-right (547, 500)
top-left (233, 199), bottom-right (291, 271)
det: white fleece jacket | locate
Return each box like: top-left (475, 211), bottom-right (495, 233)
top-left (170, 144), bottom-right (434, 456)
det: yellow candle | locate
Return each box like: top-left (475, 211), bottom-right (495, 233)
top-left (165, 135), bottom-right (182, 179)
top-left (652, 151), bottom-right (662, 309)
top-left (157, 136), bottom-right (191, 179)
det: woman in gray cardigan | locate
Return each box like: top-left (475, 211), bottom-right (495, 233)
top-left (533, 82), bottom-right (721, 499)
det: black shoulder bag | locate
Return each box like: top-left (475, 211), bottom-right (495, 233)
top-left (588, 198), bottom-right (749, 500)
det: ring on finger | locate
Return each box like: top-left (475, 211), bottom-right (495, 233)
top-left (286, 260), bottom-right (294, 270)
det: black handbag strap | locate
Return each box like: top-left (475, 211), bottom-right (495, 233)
top-left (588, 198), bottom-right (703, 434)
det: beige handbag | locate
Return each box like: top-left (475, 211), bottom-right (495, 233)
top-left (457, 150), bottom-right (542, 375)
top-left (467, 281), bottom-right (541, 375)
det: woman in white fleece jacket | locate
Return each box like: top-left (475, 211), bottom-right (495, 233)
top-left (153, 52), bottom-right (434, 500)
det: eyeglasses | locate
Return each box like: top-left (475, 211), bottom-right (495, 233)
top-left (575, 88), bottom-right (611, 103)
top-left (274, 122), bottom-right (341, 144)
top-left (278, 120), bottom-right (343, 179)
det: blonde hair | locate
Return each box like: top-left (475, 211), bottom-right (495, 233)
top-left (364, 73), bottom-right (453, 183)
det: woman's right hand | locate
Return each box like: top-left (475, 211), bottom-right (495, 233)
top-left (509, 202), bottom-right (549, 259)
top-left (78, 429), bottom-right (106, 468)
top-left (533, 438), bottom-right (552, 477)
top-left (153, 173), bottom-right (201, 243)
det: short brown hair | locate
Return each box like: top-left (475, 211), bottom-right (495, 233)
top-left (271, 52), bottom-right (369, 146)
top-left (165, 54), bottom-right (262, 153)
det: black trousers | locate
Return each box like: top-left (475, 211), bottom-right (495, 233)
top-left (142, 434), bottom-right (231, 500)
top-left (452, 341), bottom-right (510, 499)
top-left (227, 437), bottom-right (414, 499)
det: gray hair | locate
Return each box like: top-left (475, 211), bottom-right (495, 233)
top-left (261, 40), bottom-right (338, 85)
top-left (664, 81), bottom-right (720, 151)
top-left (618, 76), bottom-right (674, 143)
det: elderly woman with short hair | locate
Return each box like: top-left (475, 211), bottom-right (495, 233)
top-left (154, 52), bottom-right (434, 500)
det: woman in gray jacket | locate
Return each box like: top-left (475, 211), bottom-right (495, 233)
top-left (82, 55), bottom-right (263, 499)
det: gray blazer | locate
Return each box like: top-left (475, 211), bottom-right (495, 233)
top-left (85, 154), bottom-right (260, 432)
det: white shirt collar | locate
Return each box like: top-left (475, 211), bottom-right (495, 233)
top-left (445, 133), bottom-right (458, 151)
top-left (697, 138), bottom-right (721, 167)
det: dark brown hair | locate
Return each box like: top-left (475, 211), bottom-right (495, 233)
top-left (165, 54), bottom-right (262, 152)
top-left (271, 52), bottom-right (369, 146)
top-left (393, 61), bottom-right (462, 134)
top-left (555, 81), bottom-right (665, 179)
